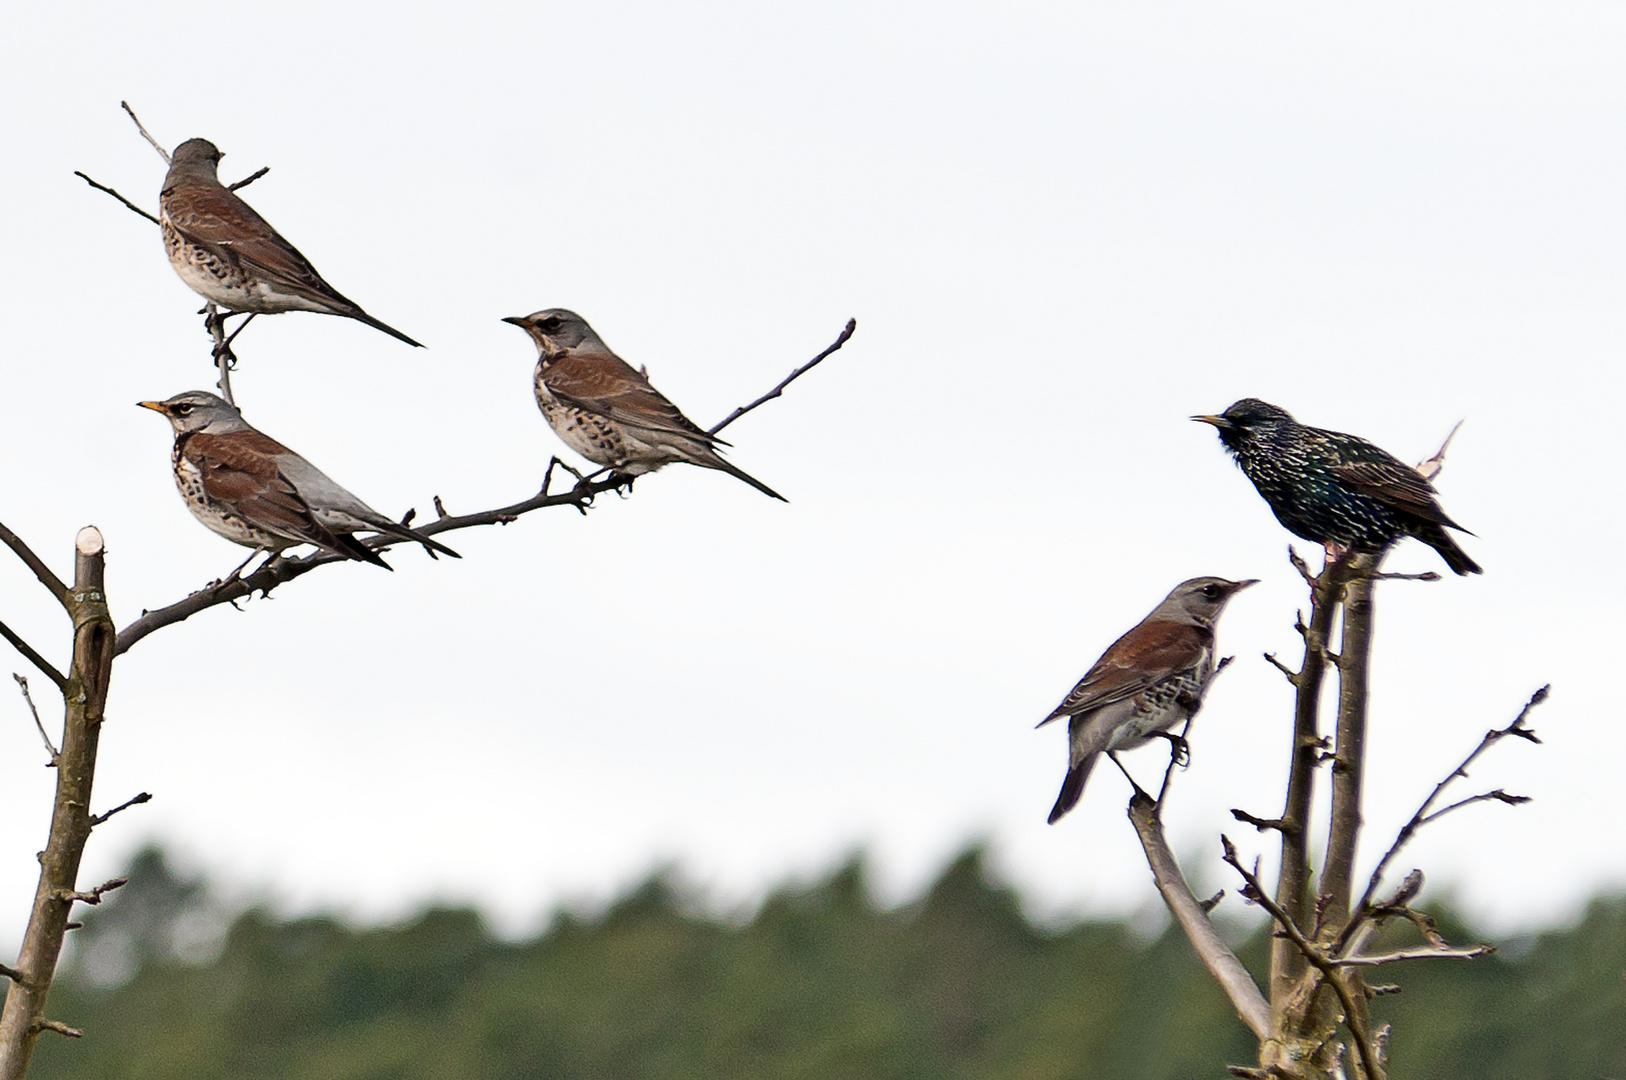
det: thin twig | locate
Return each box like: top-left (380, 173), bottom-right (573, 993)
top-left (53, 878), bottom-right (127, 907)
top-left (117, 320), bottom-right (855, 656)
top-left (1415, 420), bottom-right (1463, 482)
top-left (708, 318), bottom-right (855, 435)
top-left (71, 172), bottom-right (161, 226)
top-left (89, 792), bottom-right (152, 827)
top-left (0, 522), bottom-right (70, 607)
top-left (227, 166), bottom-right (269, 191)
top-left (1154, 655), bottom-right (1232, 804)
top-left (1333, 686), bottom-right (1548, 956)
top-left (0, 626), bottom-right (65, 692)
top-left (121, 101), bottom-right (169, 163)
top-left (0, 967), bottom-right (19, 986)
top-left (1338, 945), bottom-right (1494, 967)
top-left (1262, 651), bottom-right (1299, 684)
top-left (13, 676), bottom-right (58, 763)
top-left (29, 1019), bottom-right (80, 1040)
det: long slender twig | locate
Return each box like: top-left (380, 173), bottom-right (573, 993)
top-left (89, 792), bottom-right (152, 828)
top-left (227, 166), bottom-right (269, 191)
top-left (1337, 945), bottom-right (1493, 967)
top-left (1332, 686), bottom-right (1547, 957)
top-left (71, 172), bottom-right (160, 226)
top-left (116, 321), bottom-right (854, 656)
top-left (1153, 654), bottom-right (1232, 804)
top-left (121, 101), bottom-right (169, 163)
top-left (709, 318), bottom-right (855, 435)
top-left (0, 523), bottom-right (70, 607)
top-left (13, 676), bottom-right (58, 762)
top-left (0, 625), bottom-right (65, 692)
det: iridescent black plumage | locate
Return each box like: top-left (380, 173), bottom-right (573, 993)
top-left (1194, 399), bottom-right (1482, 576)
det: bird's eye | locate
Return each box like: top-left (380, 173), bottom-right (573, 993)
top-left (1202, 584), bottom-right (1221, 598)
top-left (174, 404), bottom-right (194, 416)
top-left (540, 317), bottom-right (562, 332)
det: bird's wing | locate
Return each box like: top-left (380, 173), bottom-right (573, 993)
top-left (161, 182), bottom-right (354, 310)
top-left (1327, 460), bottom-right (1460, 527)
top-left (544, 352), bottom-right (725, 447)
top-left (1037, 620), bottom-right (1209, 726)
top-left (184, 431), bottom-right (350, 550)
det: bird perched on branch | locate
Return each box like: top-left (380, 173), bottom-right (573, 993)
top-left (1192, 399), bottom-right (1481, 576)
top-left (1038, 576), bottom-right (1255, 824)
top-left (504, 309), bottom-right (786, 501)
top-left (139, 391), bottom-right (457, 571)
top-left (158, 138), bottom-right (422, 347)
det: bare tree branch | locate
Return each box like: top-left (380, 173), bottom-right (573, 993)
top-left (708, 318), bottom-right (855, 435)
top-left (71, 172), bottom-right (160, 226)
top-left (0, 523), bottom-right (70, 608)
top-left (1332, 686), bottom-right (1548, 957)
top-left (12, 676), bottom-right (58, 764)
top-left (52, 878), bottom-right (127, 907)
top-left (1129, 796), bottom-right (1271, 1038)
top-left (227, 166), bottom-right (269, 191)
top-left (89, 793), bottom-right (151, 828)
top-left (0, 628), bottom-right (65, 694)
top-left (1338, 945), bottom-right (1494, 967)
top-left (121, 101), bottom-right (169, 163)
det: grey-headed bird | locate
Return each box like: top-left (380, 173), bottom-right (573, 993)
top-left (1038, 576), bottom-right (1256, 823)
top-left (159, 138), bottom-right (422, 347)
top-left (139, 391), bottom-right (456, 570)
top-left (504, 309), bottom-right (786, 501)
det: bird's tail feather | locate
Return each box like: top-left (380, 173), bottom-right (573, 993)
top-left (705, 456), bottom-right (788, 502)
top-left (1422, 526), bottom-right (1482, 576)
top-left (377, 523), bottom-right (461, 559)
top-left (334, 534), bottom-right (393, 569)
top-left (1047, 752), bottom-right (1098, 825)
top-left (346, 309), bottom-right (424, 348)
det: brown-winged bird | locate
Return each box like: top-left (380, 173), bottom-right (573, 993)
top-left (139, 391), bottom-right (457, 570)
top-left (505, 309), bottom-right (785, 500)
top-left (1038, 576), bottom-right (1255, 823)
top-left (159, 138), bottom-right (422, 346)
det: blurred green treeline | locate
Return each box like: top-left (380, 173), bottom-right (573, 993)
top-left (20, 845), bottom-right (1626, 1079)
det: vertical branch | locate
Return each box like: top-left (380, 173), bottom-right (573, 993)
top-left (0, 528), bottom-right (115, 1080)
top-left (1269, 554), bottom-right (1351, 1005)
top-left (1321, 552), bottom-right (1382, 929)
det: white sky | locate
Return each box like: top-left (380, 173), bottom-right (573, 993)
top-left (1, 1), bottom-right (1621, 942)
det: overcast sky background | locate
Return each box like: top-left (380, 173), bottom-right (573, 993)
top-left (0, 2), bottom-right (1621, 944)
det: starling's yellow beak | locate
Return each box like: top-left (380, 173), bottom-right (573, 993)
top-left (1191, 414), bottom-right (1231, 429)
top-left (137, 401), bottom-right (168, 414)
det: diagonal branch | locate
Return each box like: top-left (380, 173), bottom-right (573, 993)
top-left (1332, 685), bottom-right (1548, 956)
top-left (709, 319), bottom-right (855, 435)
top-left (72, 172), bottom-right (160, 226)
top-left (121, 101), bottom-right (169, 163)
top-left (0, 625), bottom-right (65, 692)
top-left (13, 675), bottom-right (58, 763)
top-left (1129, 795), bottom-right (1270, 1038)
top-left (0, 522), bottom-right (70, 608)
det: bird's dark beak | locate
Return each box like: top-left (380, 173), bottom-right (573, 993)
top-left (501, 316), bottom-right (529, 328)
top-left (1229, 578), bottom-right (1260, 593)
top-left (1191, 414), bottom-right (1232, 430)
top-left (137, 401), bottom-right (168, 414)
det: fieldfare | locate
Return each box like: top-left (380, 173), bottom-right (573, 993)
top-left (1038, 576), bottom-right (1255, 823)
top-left (139, 391), bottom-right (458, 570)
top-left (159, 138), bottom-right (422, 347)
top-left (1193, 399), bottom-right (1482, 575)
top-left (504, 309), bottom-right (786, 501)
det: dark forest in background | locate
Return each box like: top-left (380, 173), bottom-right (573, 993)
top-left (22, 846), bottom-right (1626, 1080)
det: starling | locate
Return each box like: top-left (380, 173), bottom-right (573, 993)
top-left (1038, 576), bottom-right (1256, 824)
top-left (1193, 399), bottom-right (1482, 575)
